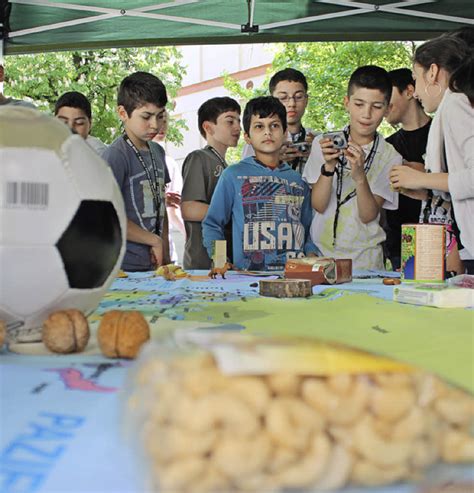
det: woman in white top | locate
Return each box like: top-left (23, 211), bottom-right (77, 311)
top-left (389, 29), bottom-right (474, 273)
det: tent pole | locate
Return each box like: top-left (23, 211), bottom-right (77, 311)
top-left (242, 0), bottom-right (258, 33)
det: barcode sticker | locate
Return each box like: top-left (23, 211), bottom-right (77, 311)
top-left (3, 182), bottom-right (49, 209)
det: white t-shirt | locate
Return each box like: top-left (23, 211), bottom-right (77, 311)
top-left (86, 135), bottom-right (107, 157)
top-left (303, 135), bottom-right (400, 270)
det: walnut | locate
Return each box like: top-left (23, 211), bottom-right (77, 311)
top-left (42, 309), bottom-right (90, 353)
top-left (98, 310), bottom-right (150, 359)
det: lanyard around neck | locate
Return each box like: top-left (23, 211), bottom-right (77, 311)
top-left (123, 135), bottom-right (161, 211)
top-left (206, 145), bottom-right (227, 167)
top-left (332, 130), bottom-right (379, 247)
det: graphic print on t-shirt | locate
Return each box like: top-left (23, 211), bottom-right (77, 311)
top-left (130, 171), bottom-right (166, 233)
top-left (241, 175), bottom-right (305, 270)
top-left (140, 178), bottom-right (156, 219)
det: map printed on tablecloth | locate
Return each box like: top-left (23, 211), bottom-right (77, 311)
top-left (90, 271), bottom-right (473, 393)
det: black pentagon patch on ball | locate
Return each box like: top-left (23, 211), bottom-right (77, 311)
top-left (56, 200), bottom-right (122, 289)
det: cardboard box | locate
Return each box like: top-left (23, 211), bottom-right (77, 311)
top-left (401, 224), bottom-right (445, 282)
top-left (393, 284), bottom-right (473, 308)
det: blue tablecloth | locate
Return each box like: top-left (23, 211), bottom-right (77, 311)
top-left (1, 270), bottom-right (472, 493)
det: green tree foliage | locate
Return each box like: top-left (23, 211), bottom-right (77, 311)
top-left (4, 47), bottom-right (187, 144)
top-left (224, 41), bottom-right (415, 140)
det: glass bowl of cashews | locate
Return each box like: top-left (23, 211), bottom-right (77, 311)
top-left (124, 333), bottom-right (474, 493)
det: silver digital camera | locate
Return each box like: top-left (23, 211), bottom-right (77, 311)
top-left (289, 142), bottom-right (310, 153)
top-left (323, 131), bottom-right (348, 150)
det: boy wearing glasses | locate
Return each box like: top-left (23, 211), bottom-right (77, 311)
top-left (243, 68), bottom-right (315, 174)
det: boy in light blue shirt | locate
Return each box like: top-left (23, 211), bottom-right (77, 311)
top-left (203, 96), bottom-right (319, 271)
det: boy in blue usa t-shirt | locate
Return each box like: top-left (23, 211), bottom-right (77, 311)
top-left (202, 96), bottom-right (319, 271)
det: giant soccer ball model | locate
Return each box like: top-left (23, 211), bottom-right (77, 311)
top-left (0, 107), bottom-right (126, 343)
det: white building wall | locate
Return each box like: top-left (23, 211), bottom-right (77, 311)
top-left (164, 43), bottom-right (274, 165)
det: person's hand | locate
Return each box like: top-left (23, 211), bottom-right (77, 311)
top-left (150, 235), bottom-right (164, 268)
top-left (320, 138), bottom-right (341, 171)
top-left (280, 142), bottom-right (304, 162)
top-left (390, 165), bottom-right (426, 190)
top-left (306, 132), bottom-right (317, 144)
top-left (403, 161), bottom-right (425, 173)
top-left (344, 142), bottom-right (366, 184)
top-left (165, 191), bottom-right (181, 209)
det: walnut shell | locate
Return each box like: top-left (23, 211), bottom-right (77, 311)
top-left (98, 310), bottom-right (150, 359)
top-left (42, 309), bottom-right (90, 353)
top-left (0, 320), bottom-right (6, 348)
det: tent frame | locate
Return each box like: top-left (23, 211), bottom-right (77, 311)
top-left (2, 0), bottom-right (474, 57)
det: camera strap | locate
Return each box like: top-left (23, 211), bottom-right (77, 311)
top-left (290, 126), bottom-right (306, 144)
top-left (289, 127), bottom-right (307, 173)
top-left (123, 134), bottom-right (162, 234)
top-left (332, 131), bottom-right (379, 247)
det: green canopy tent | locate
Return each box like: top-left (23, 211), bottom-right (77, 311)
top-left (1, 0), bottom-right (473, 57)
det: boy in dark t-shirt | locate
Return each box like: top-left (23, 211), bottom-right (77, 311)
top-left (181, 97), bottom-right (241, 269)
top-left (103, 72), bottom-right (170, 271)
top-left (385, 68), bottom-right (431, 269)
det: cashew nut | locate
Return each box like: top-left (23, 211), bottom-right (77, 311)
top-left (440, 428), bottom-right (474, 463)
top-left (370, 384), bottom-right (416, 422)
top-left (266, 397), bottom-right (324, 450)
top-left (160, 389), bottom-right (196, 427)
top-left (145, 425), bottom-right (217, 463)
top-left (416, 373), bottom-right (448, 406)
top-left (185, 393), bottom-right (260, 436)
top-left (435, 390), bottom-right (474, 426)
top-left (213, 432), bottom-right (272, 479)
top-left (373, 372), bottom-right (413, 388)
top-left (157, 456), bottom-right (207, 491)
top-left (233, 473), bottom-right (279, 493)
top-left (266, 374), bottom-right (301, 395)
top-left (351, 458), bottom-right (408, 486)
top-left (411, 438), bottom-right (439, 469)
top-left (327, 374), bottom-right (352, 395)
top-left (151, 382), bottom-right (185, 424)
top-left (390, 407), bottom-right (426, 441)
top-left (302, 375), bottom-right (369, 425)
top-left (266, 445), bottom-right (299, 473)
top-left (312, 444), bottom-right (353, 490)
top-left (180, 366), bottom-right (227, 397)
top-left (352, 415), bottom-right (412, 468)
top-left (276, 432), bottom-right (331, 488)
top-left (226, 376), bottom-right (271, 415)
top-left (192, 466), bottom-right (230, 493)
top-left (328, 425), bottom-right (354, 449)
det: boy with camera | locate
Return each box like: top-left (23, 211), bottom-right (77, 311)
top-left (243, 68), bottom-right (315, 174)
top-left (203, 96), bottom-right (318, 271)
top-left (303, 65), bottom-right (401, 270)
